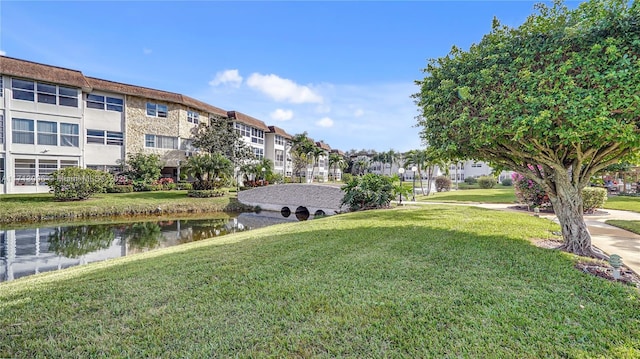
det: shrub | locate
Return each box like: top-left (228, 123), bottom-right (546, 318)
top-left (341, 173), bottom-right (353, 183)
top-left (193, 179), bottom-right (225, 190)
top-left (187, 190), bottom-right (226, 198)
top-left (176, 182), bottom-right (193, 190)
top-left (123, 152), bottom-right (163, 183)
top-left (46, 167), bottom-right (113, 201)
top-left (341, 173), bottom-right (394, 211)
top-left (464, 177), bottom-right (477, 185)
top-left (435, 176), bottom-right (452, 192)
top-left (107, 185), bottom-right (134, 193)
top-left (477, 176), bottom-right (496, 189)
top-left (583, 187), bottom-right (607, 214)
top-left (512, 172), bottom-right (550, 208)
top-left (501, 178), bottom-right (513, 186)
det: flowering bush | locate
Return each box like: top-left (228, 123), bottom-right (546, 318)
top-left (512, 172), bottom-right (551, 209)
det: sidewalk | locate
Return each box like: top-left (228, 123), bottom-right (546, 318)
top-left (403, 201), bottom-right (640, 274)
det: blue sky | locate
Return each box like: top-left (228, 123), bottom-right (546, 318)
top-left (0, 1), bottom-right (575, 152)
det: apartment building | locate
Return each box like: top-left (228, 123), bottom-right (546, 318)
top-left (266, 126), bottom-right (292, 177)
top-left (0, 56), bottom-right (313, 194)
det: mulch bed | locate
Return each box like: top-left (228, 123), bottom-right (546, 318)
top-left (532, 238), bottom-right (640, 288)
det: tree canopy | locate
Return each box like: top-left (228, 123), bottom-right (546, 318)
top-left (191, 117), bottom-right (254, 165)
top-left (414, 0), bottom-right (640, 256)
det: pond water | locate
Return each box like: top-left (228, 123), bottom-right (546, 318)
top-left (0, 211), bottom-right (302, 282)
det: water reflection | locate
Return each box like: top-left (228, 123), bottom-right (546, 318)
top-left (0, 212), bottom-right (296, 282)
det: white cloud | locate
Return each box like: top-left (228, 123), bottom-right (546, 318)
top-left (143, 48), bottom-right (152, 55)
top-left (0, 50), bottom-right (6, 56)
top-left (246, 73), bottom-right (323, 104)
top-left (316, 117), bottom-right (334, 128)
top-left (270, 108), bottom-right (294, 121)
top-left (354, 109), bottom-right (364, 117)
top-left (209, 69), bottom-right (243, 87)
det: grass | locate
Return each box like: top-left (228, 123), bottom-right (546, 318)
top-left (604, 195), bottom-right (640, 213)
top-left (2, 206), bottom-right (639, 358)
top-left (605, 219), bottom-right (640, 235)
top-left (0, 190), bottom-right (251, 225)
top-left (418, 186), bottom-right (517, 204)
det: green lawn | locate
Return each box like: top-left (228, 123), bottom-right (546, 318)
top-left (603, 195), bottom-right (640, 213)
top-left (418, 186), bottom-right (517, 203)
top-left (605, 219), bottom-right (640, 235)
top-left (2, 206), bottom-right (638, 358)
top-left (0, 190), bottom-right (249, 225)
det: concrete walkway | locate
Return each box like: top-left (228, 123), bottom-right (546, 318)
top-left (402, 201), bottom-right (640, 274)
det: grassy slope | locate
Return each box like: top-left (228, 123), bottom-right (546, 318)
top-left (419, 187), bottom-right (517, 203)
top-left (0, 191), bottom-right (248, 224)
top-left (1, 206), bottom-right (639, 358)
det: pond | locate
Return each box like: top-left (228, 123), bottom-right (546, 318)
top-left (0, 211), bottom-right (303, 282)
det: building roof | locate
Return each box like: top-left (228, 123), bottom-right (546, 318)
top-left (268, 126), bottom-right (292, 139)
top-left (1, 55), bottom-right (228, 117)
top-left (316, 141), bottom-right (331, 151)
top-left (331, 149), bottom-right (345, 156)
top-left (0, 56), bottom-right (91, 91)
top-left (227, 111), bottom-right (270, 131)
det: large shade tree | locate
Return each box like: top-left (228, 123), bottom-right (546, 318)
top-left (415, 0), bottom-right (640, 258)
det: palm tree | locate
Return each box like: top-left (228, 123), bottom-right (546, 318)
top-left (404, 149), bottom-right (428, 195)
top-left (309, 146), bottom-right (326, 182)
top-left (354, 157), bottom-right (370, 176)
top-left (387, 149), bottom-right (400, 176)
top-left (328, 152), bottom-right (347, 181)
top-left (290, 132), bottom-right (315, 182)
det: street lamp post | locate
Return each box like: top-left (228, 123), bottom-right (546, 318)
top-left (411, 166), bottom-right (417, 201)
top-left (398, 167), bottom-right (405, 206)
top-left (261, 167), bottom-right (266, 184)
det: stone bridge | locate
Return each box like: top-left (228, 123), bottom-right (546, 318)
top-left (237, 184), bottom-right (347, 219)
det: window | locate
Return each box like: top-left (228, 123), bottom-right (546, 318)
top-left (275, 150), bottom-right (284, 167)
top-left (275, 135), bottom-right (284, 146)
top-left (60, 123), bottom-right (79, 147)
top-left (12, 79), bottom-right (34, 101)
top-left (58, 86), bottom-right (78, 107)
top-left (0, 115), bottom-right (3, 144)
top-left (145, 134), bottom-right (155, 148)
top-left (87, 129), bottom-right (123, 146)
top-left (0, 77), bottom-right (3, 97)
top-left (87, 94), bottom-right (105, 109)
top-left (146, 103), bottom-right (168, 118)
top-left (37, 83), bottom-right (57, 104)
top-left (235, 123), bottom-right (250, 137)
top-left (87, 129), bottom-right (105, 144)
top-left (187, 111), bottom-right (199, 124)
top-left (11, 79), bottom-right (78, 107)
top-left (0, 158), bottom-right (5, 184)
top-left (37, 121), bottom-right (57, 146)
top-left (253, 147), bottom-right (264, 160)
top-left (106, 97), bottom-right (123, 112)
top-left (14, 159), bottom-right (36, 185)
top-left (87, 94), bottom-right (123, 112)
top-left (60, 160), bottom-right (78, 168)
top-left (12, 118), bottom-right (34, 144)
top-left (145, 134), bottom-right (177, 149)
top-left (106, 131), bottom-right (123, 146)
top-left (38, 160), bottom-right (57, 185)
top-left (471, 162), bottom-right (482, 168)
top-left (251, 128), bottom-right (264, 144)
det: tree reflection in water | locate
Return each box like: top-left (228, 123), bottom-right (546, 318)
top-left (120, 222), bottom-right (163, 250)
top-left (48, 225), bottom-right (115, 258)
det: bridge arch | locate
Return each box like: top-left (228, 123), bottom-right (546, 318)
top-left (237, 184), bottom-right (346, 217)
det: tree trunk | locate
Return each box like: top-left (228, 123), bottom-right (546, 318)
top-left (548, 179), bottom-right (606, 259)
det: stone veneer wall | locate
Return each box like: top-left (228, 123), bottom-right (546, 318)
top-left (126, 96), bottom-right (202, 167)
